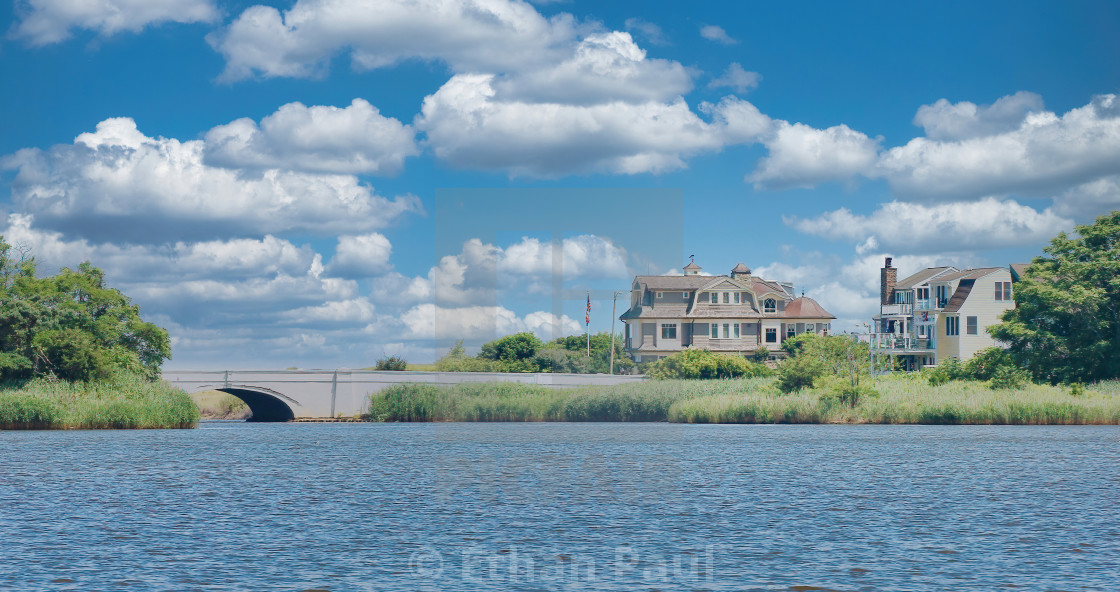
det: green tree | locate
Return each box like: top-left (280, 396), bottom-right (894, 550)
top-left (478, 332), bottom-right (544, 372)
top-left (989, 211), bottom-right (1120, 384)
top-left (0, 237), bottom-right (171, 382)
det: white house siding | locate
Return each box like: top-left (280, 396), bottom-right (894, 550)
top-left (955, 270), bottom-right (1016, 360)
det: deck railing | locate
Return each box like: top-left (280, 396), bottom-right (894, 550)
top-left (868, 333), bottom-right (933, 351)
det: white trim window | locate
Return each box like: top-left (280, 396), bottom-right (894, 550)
top-left (995, 281), bottom-right (1012, 301)
top-left (661, 323), bottom-right (677, 339)
top-left (710, 323), bottom-right (718, 338)
top-left (656, 291), bottom-right (663, 299)
top-left (946, 316), bottom-right (959, 336)
top-left (765, 328), bottom-right (777, 343)
top-left (966, 316), bottom-right (977, 335)
top-left (764, 298), bottom-right (777, 313)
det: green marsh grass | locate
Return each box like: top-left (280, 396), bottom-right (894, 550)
top-left (670, 374), bottom-right (1120, 425)
top-left (369, 376), bottom-right (1120, 424)
top-left (0, 375), bottom-right (199, 429)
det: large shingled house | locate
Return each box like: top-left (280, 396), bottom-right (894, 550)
top-left (619, 261), bottom-right (836, 363)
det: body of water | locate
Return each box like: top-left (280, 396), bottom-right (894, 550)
top-left (1, 423), bottom-right (1118, 591)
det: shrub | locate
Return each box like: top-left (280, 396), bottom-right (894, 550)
top-left (780, 333), bottom-right (818, 357)
top-left (775, 354), bottom-right (823, 393)
top-left (927, 356), bottom-right (967, 386)
top-left (751, 346), bottom-right (771, 363)
top-left (533, 346), bottom-right (593, 374)
top-left (646, 349), bottom-right (770, 380)
top-left (965, 347), bottom-right (1015, 381)
top-left (374, 355), bottom-right (409, 371)
top-left (820, 382), bottom-right (880, 407)
top-left (990, 365), bottom-right (1031, 390)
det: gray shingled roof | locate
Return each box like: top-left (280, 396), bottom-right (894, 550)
top-left (687, 304), bottom-right (763, 319)
top-left (634, 275), bottom-right (714, 290)
top-left (897, 266), bottom-right (958, 289)
top-left (934, 267), bottom-right (1002, 283)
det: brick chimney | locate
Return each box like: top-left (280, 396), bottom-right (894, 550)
top-left (880, 257), bottom-right (897, 305)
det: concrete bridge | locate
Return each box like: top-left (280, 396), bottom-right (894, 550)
top-left (162, 370), bottom-right (647, 421)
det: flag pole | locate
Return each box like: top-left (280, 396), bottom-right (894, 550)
top-left (586, 290), bottom-right (591, 357)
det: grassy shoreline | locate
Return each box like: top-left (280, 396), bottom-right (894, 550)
top-left (0, 376), bottom-right (199, 430)
top-left (367, 376), bottom-right (1120, 425)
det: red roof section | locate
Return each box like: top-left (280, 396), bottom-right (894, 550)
top-left (783, 296), bottom-right (836, 319)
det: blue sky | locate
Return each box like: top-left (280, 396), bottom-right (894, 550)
top-left (1, 0), bottom-right (1118, 368)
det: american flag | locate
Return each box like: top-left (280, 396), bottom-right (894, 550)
top-left (585, 293), bottom-right (591, 326)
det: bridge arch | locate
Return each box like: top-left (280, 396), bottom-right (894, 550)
top-left (187, 385), bottom-right (298, 422)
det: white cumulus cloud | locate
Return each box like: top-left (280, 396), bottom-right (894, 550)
top-left (10, 0), bottom-right (218, 46)
top-left (879, 93), bottom-right (1120, 200)
top-left (785, 198), bottom-right (1073, 253)
top-left (749, 122), bottom-right (881, 189)
top-left (208, 0), bottom-right (578, 81)
top-left (204, 99), bottom-right (419, 175)
top-left (401, 303), bottom-right (580, 341)
top-left (417, 74), bottom-right (769, 176)
top-left (490, 31), bottom-right (693, 105)
top-left (913, 91), bottom-right (1045, 141)
top-left (1, 117), bottom-right (421, 243)
top-left (326, 233), bottom-right (393, 278)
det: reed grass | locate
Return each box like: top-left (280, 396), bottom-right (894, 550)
top-left (368, 376), bottom-right (1120, 425)
top-left (0, 375), bottom-right (199, 429)
top-left (669, 374), bottom-right (1120, 425)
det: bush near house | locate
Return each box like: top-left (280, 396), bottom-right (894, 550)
top-left (645, 349), bottom-right (771, 380)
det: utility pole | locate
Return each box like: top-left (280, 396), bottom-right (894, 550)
top-left (609, 290), bottom-right (621, 374)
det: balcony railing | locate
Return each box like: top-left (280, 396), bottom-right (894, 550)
top-left (880, 303), bottom-right (913, 315)
top-left (868, 333), bottom-right (934, 351)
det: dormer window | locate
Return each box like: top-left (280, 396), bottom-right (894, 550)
top-left (764, 298), bottom-right (776, 313)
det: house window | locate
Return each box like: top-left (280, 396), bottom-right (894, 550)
top-left (764, 298), bottom-right (776, 313)
top-left (734, 323), bottom-right (741, 338)
top-left (966, 316), bottom-right (977, 335)
top-left (734, 292), bottom-right (741, 304)
top-left (917, 287), bottom-right (929, 300)
top-left (661, 324), bottom-right (677, 339)
top-left (723, 292), bottom-right (730, 304)
top-left (656, 292), bottom-right (663, 299)
top-left (917, 324), bottom-right (928, 338)
top-left (709, 291), bottom-right (719, 305)
top-left (946, 316), bottom-right (959, 336)
top-left (765, 328), bottom-right (777, 343)
top-left (710, 323), bottom-right (718, 338)
top-left (995, 281), bottom-right (1012, 301)
top-left (786, 326), bottom-right (796, 339)
top-left (806, 323), bottom-right (815, 333)
top-left (936, 285), bottom-right (949, 306)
